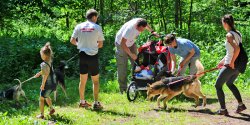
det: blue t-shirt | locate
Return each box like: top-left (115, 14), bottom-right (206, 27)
top-left (169, 38), bottom-right (200, 58)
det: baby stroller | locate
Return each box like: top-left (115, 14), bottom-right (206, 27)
top-left (127, 35), bottom-right (173, 101)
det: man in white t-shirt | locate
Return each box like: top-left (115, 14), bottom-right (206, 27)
top-left (70, 9), bottom-right (105, 110)
top-left (115, 18), bottom-right (158, 93)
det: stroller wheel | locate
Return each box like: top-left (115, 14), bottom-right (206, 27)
top-left (127, 81), bottom-right (138, 102)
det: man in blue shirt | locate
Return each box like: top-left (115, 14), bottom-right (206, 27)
top-left (164, 34), bottom-right (203, 76)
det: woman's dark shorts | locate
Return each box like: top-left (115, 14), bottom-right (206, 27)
top-left (79, 51), bottom-right (99, 76)
top-left (40, 89), bottom-right (53, 98)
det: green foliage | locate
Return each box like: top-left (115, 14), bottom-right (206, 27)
top-left (0, 0), bottom-right (250, 84)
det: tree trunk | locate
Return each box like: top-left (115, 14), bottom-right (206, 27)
top-left (94, 0), bottom-right (97, 9)
top-left (158, 0), bottom-right (166, 32)
top-left (188, 0), bottom-right (193, 39)
top-left (179, 0), bottom-right (182, 33)
top-left (99, 0), bottom-right (104, 28)
top-left (110, 0), bottom-right (113, 23)
top-left (66, 12), bottom-right (69, 28)
top-left (175, 0), bottom-right (179, 29)
top-left (149, 0), bottom-right (154, 30)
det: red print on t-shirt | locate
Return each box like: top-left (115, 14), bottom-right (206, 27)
top-left (80, 27), bottom-right (95, 32)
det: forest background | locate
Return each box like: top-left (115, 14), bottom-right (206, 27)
top-left (0, 0), bottom-right (249, 89)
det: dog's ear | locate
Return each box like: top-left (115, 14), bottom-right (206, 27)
top-left (147, 83), bottom-right (150, 87)
top-left (15, 86), bottom-right (20, 91)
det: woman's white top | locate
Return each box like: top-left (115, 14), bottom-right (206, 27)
top-left (224, 31), bottom-right (242, 65)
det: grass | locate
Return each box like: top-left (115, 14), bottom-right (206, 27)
top-left (0, 77), bottom-right (249, 125)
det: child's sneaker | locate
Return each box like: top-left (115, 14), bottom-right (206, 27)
top-left (93, 102), bottom-right (103, 110)
top-left (79, 101), bottom-right (91, 108)
top-left (215, 109), bottom-right (229, 116)
top-left (36, 114), bottom-right (44, 119)
top-left (236, 104), bottom-right (247, 113)
top-left (49, 108), bottom-right (55, 115)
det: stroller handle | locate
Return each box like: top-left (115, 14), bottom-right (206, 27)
top-left (148, 33), bottom-right (166, 42)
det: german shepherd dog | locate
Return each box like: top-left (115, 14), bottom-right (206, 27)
top-left (54, 60), bottom-right (68, 101)
top-left (0, 79), bottom-right (28, 101)
top-left (147, 60), bottom-right (206, 109)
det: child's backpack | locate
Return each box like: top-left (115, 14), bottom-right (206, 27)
top-left (44, 62), bottom-right (57, 90)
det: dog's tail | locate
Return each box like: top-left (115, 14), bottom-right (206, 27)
top-left (195, 59), bottom-right (204, 78)
top-left (14, 79), bottom-right (22, 87)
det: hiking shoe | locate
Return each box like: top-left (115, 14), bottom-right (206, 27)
top-left (216, 109), bottom-right (229, 116)
top-left (49, 108), bottom-right (55, 115)
top-left (236, 104), bottom-right (247, 113)
top-left (93, 102), bottom-right (103, 110)
top-left (79, 102), bottom-right (91, 108)
top-left (36, 114), bottom-right (44, 119)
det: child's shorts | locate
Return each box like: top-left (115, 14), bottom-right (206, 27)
top-left (40, 89), bottom-right (54, 98)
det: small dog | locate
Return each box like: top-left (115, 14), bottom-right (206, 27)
top-left (54, 60), bottom-right (68, 101)
top-left (147, 75), bottom-right (206, 109)
top-left (0, 79), bottom-right (27, 101)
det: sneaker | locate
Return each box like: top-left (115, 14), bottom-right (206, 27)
top-left (36, 114), bottom-right (44, 119)
top-left (236, 104), bottom-right (247, 113)
top-left (49, 108), bottom-right (55, 115)
top-left (93, 102), bottom-right (103, 110)
top-left (216, 109), bottom-right (229, 116)
top-left (79, 102), bottom-right (91, 108)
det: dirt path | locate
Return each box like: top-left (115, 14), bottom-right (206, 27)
top-left (140, 95), bottom-right (250, 125)
top-left (187, 96), bottom-right (250, 125)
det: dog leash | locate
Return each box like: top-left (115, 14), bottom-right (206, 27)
top-left (21, 76), bottom-right (35, 84)
top-left (195, 67), bottom-right (220, 76)
top-left (66, 53), bottom-right (79, 63)
top-left (14, 76), bottom-right (35, 85)
top-left (166, 76), bottom-right (192, 86)
top-left (166, 67), bottom-right (221, 86)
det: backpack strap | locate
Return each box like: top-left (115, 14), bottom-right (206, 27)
top-left (229, 31), bottom-right (242, 45)
top-left (43, 61), bottom-right (55, 85)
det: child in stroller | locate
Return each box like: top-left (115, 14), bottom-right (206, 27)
top-left (127, 35), bottom-right (173, 101)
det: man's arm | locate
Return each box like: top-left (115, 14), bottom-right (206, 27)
top-left (170, 54), bottom-right (177, 72)
top-left (98, 41), bottom-right (103, 48)
top-left (145, 24), bottom-right (154, 32)
top-left (121, 37), bottom-right (137, 60)
top-left (180, 48), bottom-right (195, 67)
top-left (70, 37), bottom-right (77, 46)
top-left (145, 24), bottom-right (159, 37)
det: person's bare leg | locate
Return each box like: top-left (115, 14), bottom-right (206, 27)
top-left (45, 97), bottom-right (52, 108)
top-left (91, 74), bottom-right (99, 101)
top-left (46, 97), bottom-right (55, 114)
top-left (39, 97), bottom-right (45, 115)
top-left (79, 74), bottom-right (88, 101)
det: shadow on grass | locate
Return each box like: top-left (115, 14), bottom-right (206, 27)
top-left (153, 107), bottom-right (187, 113)
top-left (91, 109), bottom-right (136, 117)
top-left (226, 113), bottom-right (250, 121)
top-left (149, 95), bottom-right (218, 106)
top-left (153, 107), bottom-right (215, 115)
top-left (188, 108), bottom-right (215, 115)
top-left (153, 106), bottom-right (250, 122)
top-left (46, 114), bottom-right (73, 124)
